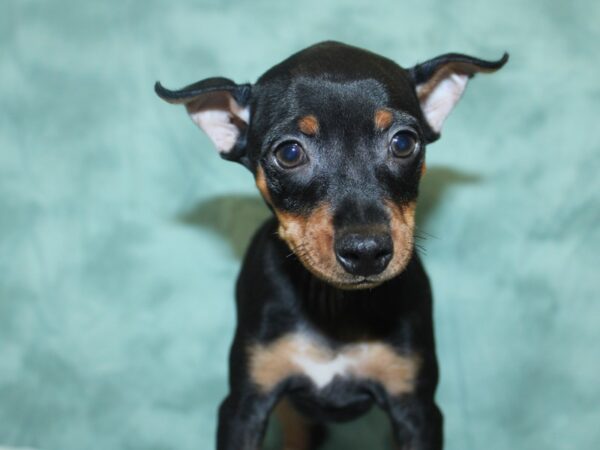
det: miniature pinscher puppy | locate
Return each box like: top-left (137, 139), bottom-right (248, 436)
top-left (155, 41), bottom-right (507, 450)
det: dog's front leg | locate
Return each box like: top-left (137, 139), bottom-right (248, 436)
top-left (379, 393), bottom-right (444, 450)
top-left (216, 390), bottom-right (280, 450)
top-left (216, 330), bottom-right (283, 450)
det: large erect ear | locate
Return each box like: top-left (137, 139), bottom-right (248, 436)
top-left (409, 53), bottom-right (508, 137)
top-left (155, 78), bottom-right (251, 160)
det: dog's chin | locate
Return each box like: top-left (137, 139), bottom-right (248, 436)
top-left (299, 261), bottom-right (401, 291)
top-left (331, 277), bottom-right (387, 291)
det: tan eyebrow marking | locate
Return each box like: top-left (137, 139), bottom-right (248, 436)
top-left (298, 115), bottom-right (319, 136)
top-left (374, 109), bottom-right (394, 130)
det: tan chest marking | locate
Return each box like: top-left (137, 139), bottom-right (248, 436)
top-left (249, 334), bottom-right (419, 395)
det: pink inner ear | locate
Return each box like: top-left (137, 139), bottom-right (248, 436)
top-left (417, 73), bottom-right (469, 133)
top-left (185, 92), bottom-right (249, 155)
top-left (189, 110), bottom-right (244, 154)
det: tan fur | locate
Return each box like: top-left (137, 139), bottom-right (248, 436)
top-left (384, 200), bottom-right (416, 277)
top-left (248, 333), bottom-right (420, 396)
top-left (298, 115), bottom-right (320, 136)
top-left (275, 398), bottom-right (312, 450)
top-left (255, 166), bottom-right (273, 205)
top-left (374, 109), bottom-right (394, 130)
top-left (276, 204), bottom-right (341, 285)
top-left (256, 166), bottom-right (347, 285)
top-left (353, 343), bottom-right (419, 395)
top-left (275, 200), bottom-right (416, 289)
top-left (248, 335), bottom-right (304, 392)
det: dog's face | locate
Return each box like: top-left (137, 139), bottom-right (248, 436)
top-left (156, 41), bottom-right (507, 289)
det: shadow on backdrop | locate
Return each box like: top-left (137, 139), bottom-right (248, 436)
top-left (417, 166), bottom-right (482, 225)
top-left (178, 194), bottom-right (271, 259)
top-left (176, 165), bottom-right (481, 449)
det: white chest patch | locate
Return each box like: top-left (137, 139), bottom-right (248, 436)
top-left (291, 340), bottom-right (369, 388)
top-left (249, 333), bottom-right (419, 395)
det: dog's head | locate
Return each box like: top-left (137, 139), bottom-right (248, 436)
top-left (156, 41), bottom-right (507, 289)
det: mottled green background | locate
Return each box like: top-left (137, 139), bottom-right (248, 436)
top-left (1, 0), bottom-right (599, 449)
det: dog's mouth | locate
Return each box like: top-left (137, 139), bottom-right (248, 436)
top-left (340, 277), bottom-right (383, 290)
top-left (329, 270), bottom-right (404, 290)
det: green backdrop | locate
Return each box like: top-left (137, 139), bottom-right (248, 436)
top-left (1, 0), bottom-right (599, 449)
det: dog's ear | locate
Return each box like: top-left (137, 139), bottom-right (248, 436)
top-left (155, 78), bottom-right (252, 161)
top-left (409, 53), bottom-right (508, 138)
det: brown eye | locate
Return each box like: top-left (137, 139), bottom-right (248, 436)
top-left (274, 141), bottom-right (307, 168)
top-left (390, 131), bottom-right (418, 158)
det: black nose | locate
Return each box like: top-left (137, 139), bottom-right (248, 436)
top-left (335, 233), bottom-right (393, 276)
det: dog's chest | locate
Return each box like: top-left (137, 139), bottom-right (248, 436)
top-left (291, 341), bottom-right (363, 389)
top-left (249, 332), bottom-right (419, 395)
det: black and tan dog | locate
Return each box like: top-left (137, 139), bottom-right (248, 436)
top-left (155, 41), bottom-right (507, 450)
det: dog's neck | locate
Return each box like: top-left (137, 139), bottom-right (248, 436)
top-left (292, 251), bottom-right (423, 343)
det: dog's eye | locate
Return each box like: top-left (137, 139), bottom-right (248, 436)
top-left (274, 141), bottom-right (307, 168)
top-left (390, 131), bottom-right (418, 158)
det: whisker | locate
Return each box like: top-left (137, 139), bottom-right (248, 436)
top-left (414, 242), bottom-right (427, 255)
top-left (414, 226), bottom-right (437, 240)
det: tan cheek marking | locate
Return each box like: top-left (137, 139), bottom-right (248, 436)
top-left (385, 201), bottom-right (417, 276)
top-left (256, 176), bottom-right (336, 283)
top-left (374, 109), bottom-right (394, 130)
top-left (298, 115), bottom-right (319, 136)
top-left (275, 204), bottom-right (340, 283)
top-left (248, 334), bottom-right (419, 396)
top-left (275, 210), bottom-right (306, 247)
top-left (421, 161), bottom-right (427, 177)
top-left (303, 204), bottom-right (335, 269)
top-left (255, 166), bottom-right (273, 205)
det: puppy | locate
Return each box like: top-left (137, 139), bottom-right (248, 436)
top-left (156, 41), bottom-right (507, 450)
